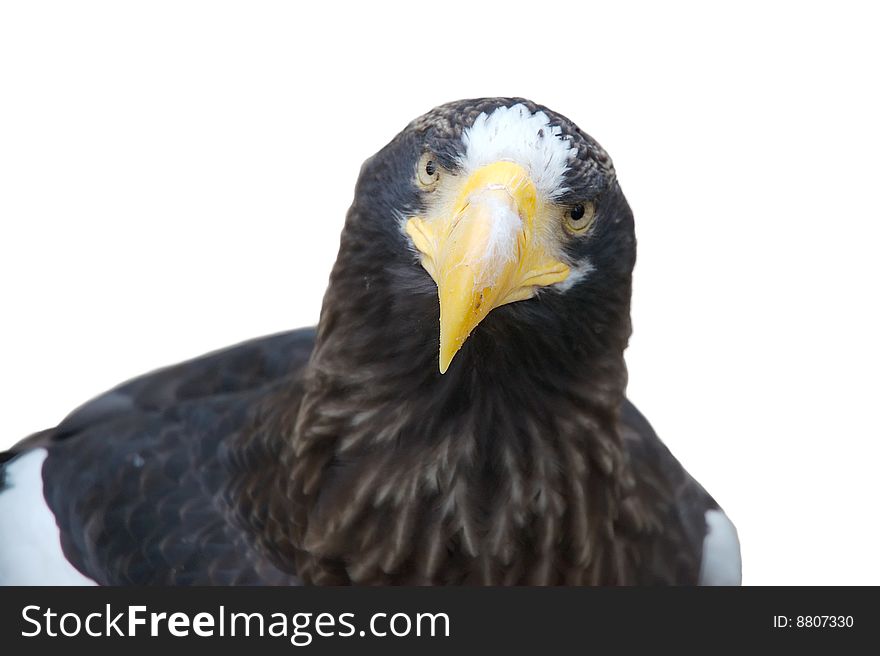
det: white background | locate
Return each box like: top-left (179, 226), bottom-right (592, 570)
top-left (1, 1), bottom-right (878, 585)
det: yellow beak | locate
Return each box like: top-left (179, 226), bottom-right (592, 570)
top-left (406, 161), bottom-right (570, 373)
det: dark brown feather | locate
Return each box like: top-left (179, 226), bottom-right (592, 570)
top-left (2, 98), bottom-right (721, 585)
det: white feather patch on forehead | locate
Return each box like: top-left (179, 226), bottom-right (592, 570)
top-left (459, 104), bottom-right (578, 199)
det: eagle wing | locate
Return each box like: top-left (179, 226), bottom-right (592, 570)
top-left (0, 329), bottom-right (315, 585)
top-left (619, 400), bottom-right (742, 585)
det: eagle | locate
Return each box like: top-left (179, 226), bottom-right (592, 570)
top-left (0, 98), bottom-right (741, 585)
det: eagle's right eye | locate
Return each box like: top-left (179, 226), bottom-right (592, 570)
top-left (417, 153), bottom-right (441, 190)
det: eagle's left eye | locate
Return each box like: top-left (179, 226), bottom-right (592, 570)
top-left (564, 201), bottom-right (596, 234)
top-left (416, 152), bottom-right (441, 190)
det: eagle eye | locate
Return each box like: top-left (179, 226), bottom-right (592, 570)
top-left (564, 201), bottom-right (596, 234)
top-left (416, 153), bottom-right (441, 190)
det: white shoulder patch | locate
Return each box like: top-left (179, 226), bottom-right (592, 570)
top-left (698, 509), bottom-right (742, 586)
top-left (460, 103), bottom-right (577, 199)
top-left (0, 449), bottom-right (97, 585)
